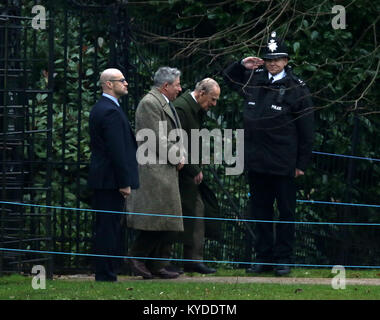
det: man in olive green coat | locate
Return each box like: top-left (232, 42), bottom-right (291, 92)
top-left (127, 67), bottom-right (186, 279)
top-left (173, 78), bottom-right (221, 274)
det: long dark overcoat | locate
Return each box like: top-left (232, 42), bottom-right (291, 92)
top-left (174, 90), bottom-right (222, 240)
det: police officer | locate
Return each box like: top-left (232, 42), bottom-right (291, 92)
top-left (223, 32), bottom-right (314, 276)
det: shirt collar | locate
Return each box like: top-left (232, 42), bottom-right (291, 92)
top-left (190, 91), bottom-right (197, 102)
top-left (161, 93), bottom-right (170, 104)
top-left (268, 69), bottom-right (286, 82)
top-left (187, 90), bottom-right (203, 113)
top-left (102, 93), bottom-right (120, 107)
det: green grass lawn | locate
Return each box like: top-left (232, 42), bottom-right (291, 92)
top-left (1, 268), bottom-right (380, 300)
top-left (208, 267), bottom-right (380, 279)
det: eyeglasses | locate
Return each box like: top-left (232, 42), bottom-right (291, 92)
top-left (108, 78), bottom-right (127, 83)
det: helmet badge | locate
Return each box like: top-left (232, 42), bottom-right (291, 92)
top-left (268, 39), bottom-right (278, 52)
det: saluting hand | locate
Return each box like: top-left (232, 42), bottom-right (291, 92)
top-left (242, 57), bottom-right (264, 70)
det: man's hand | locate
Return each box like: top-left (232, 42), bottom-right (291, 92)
top-left (176, 156), bottom-right (185, 171)
top-left (194, 171), bottom-right (203, 185)
top-left (119, 186), bottom-right (131, 198)
top-left (242, 57), bottom-right (264, 70)
top-left (295, 168), bottom-right (304, 178)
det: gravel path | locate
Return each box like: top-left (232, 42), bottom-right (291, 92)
top-left (54, 274), bottom-right (380, 286)
top-left (174, 276), bottom-right (380, 286)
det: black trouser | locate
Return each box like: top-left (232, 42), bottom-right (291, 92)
top-left (182, 190), bottom-right (205, 262)
top-left (248, 171), bottom-right (296, 263)
top-left (129, 230), bottom-right (177, 272)
top-left (92, 189), bottom-right (125, 281)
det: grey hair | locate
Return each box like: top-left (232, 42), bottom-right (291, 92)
top-left (153, 67), bottom-right (181, 88)
top-left (194, 78), bottom-right (219, 93)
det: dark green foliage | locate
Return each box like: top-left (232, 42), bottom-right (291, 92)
top-left (17, 0), bottom-right (380, 270)
top-left (126, 0), bottom-right (380, 266)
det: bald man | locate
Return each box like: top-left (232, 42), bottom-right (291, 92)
top-left (88, 68), bottom-right (139, 282)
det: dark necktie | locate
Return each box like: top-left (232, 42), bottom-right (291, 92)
top-left (270, 76), bottom-right (274, 83)
top-left (169, 102), bottom-right (180, 128)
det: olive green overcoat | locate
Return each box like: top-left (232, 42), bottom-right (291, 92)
top-left (173, 90), bottom-right (222, 240)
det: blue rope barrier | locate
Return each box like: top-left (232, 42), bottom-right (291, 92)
top-left (1, 151), bottom-right (378, 271)
top-left (297, 199), bottom-right (380, 209)
top-left (0, 201), bottom-right (379, 226)
top-left (1, 247), bottom-right (380, 269)
top-left (312, 151), bottom-right (380, 162)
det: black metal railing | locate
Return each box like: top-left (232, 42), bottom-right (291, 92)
top-left (0, 2), bottom-right (54, 276)
top-left (1, 1), bottom-right (379, 275)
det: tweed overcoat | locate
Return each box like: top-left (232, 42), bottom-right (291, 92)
top-left (127, 87), bottom-right (185, 232)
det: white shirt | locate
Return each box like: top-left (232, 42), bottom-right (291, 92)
top-left (190, 91), bottom-right (197, 103)
top-left (161, 93), bottom-right (170, 104)
top-left (268, 69), bottom-right (286, 82)
top-left (102, 93), bottom-right (119, 107)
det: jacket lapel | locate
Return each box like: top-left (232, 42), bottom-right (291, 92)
top-left (148, 87), bottom-right (179, 128)
top-left (163, 104), bottom-right (177, 125)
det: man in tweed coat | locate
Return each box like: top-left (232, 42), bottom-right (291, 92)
top-left (127, 67), bottom-right (185, 279)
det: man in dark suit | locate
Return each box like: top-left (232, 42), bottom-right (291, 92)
top-left (88, 68), bottom-right (139, 282)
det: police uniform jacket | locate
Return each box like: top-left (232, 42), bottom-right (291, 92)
top-left (223, 61), bottom-right (314, 177)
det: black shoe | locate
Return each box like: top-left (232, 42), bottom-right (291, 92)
top-left (275, 265), bottom-right (291, 276)
top-left (129, 259), bottom-right (153, 279)
top-left (151, 268), bottom-right (180, 279)
top-left (246, 264), bottom-right (273, 274)
top-left (165, 264), bottom-right (184, 275)
top-left (95, 275), bottom-right (117, 282)
top-left (184, 263), bottom-right (216, 274)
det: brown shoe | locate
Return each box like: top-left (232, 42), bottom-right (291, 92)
top-left (129, 259), bottom-right (153, 279)
top-left (152, 268), bottom-right (180, 279)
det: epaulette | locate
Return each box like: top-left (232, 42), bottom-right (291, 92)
top-left (296, 77), bottom-right (306, 87)
top-left (290, 74), bottom-right (307, 87)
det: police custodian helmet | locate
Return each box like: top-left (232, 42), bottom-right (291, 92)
top-left (262, 31), bottom-right (289, 60)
